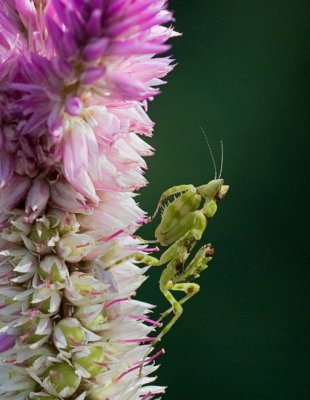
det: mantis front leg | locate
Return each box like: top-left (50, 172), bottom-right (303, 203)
top-left (104, 252), bottom-right (159, 270)
top-left (151, 184), bottom-right (196, 220)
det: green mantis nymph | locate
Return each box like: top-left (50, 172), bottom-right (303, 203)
top-left (105, 178), bottom-right (228, 346)
top-left (149, 178), bottom-right (229, 345)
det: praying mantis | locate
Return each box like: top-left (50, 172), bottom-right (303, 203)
top-left (148, 177), bottom-right (229, 345)
top-left (106, 177), bottom-right (228, 346)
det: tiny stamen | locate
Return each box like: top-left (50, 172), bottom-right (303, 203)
top-left (129, 247), bottom-right (159, 253)
top-left (119, 337), bottom-right (154, 344)
top-left (128, 314), bottom-right (163, 327)
top-left (95, 361), bottom-right (109, 367)
top-left (141, 349), bottom-right (165, 366)
top-left (115, 350), bottom-right (164, 382)
top-left (104, 297), bottom-right (128, 310)
top-left (114, 364), bottom-right (141, 382)
top-left (100, 229), bottom-right (125, 242)
top-left (76, 242), bottom-right (90, 249)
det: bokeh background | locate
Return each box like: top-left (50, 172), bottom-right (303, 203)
top-left (138, 1), bottom-right (310, 399)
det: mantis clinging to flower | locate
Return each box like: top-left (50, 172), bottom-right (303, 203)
top-left (149, 177), bottom-right (229, 345)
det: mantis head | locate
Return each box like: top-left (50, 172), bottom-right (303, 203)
top-left (197, 179), bottom-right (229, 200)
top-left (197, 179), bottom-right (229, 218)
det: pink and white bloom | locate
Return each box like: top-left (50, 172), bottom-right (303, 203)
top-left (0, 0), bottom-right (177, 398)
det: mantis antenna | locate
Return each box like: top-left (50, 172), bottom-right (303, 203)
top-left (218, 139), bottom-right (224, 179)
top-left (199, 126), bottom-right (217, 179)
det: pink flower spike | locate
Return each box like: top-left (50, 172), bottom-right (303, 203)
top-left (0, 0), bottom-right (178, 397)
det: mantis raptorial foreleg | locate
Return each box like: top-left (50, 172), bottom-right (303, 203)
top-left (151, 184), bottom-right (196, 220)
top-left (150, 185), bottom-right (196, 221)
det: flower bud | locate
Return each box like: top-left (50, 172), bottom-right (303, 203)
top-left (0, 332), bottom-right (18, 353)
top-left (64, 272), bottom-right (109, 306)
top-left (52, 318), bottom-right (87, 351)
top-left (25, 178), bottom-right (50, 223)
top-left (43, 362), bottom-right (81, 398)
top-left (82, 38), bottom-right (109, 61)
top-left (0, 364), bottom-right (37, 397)
top-left (65, 95), bottom-right (83, 116)
top-left (47, 208), bottom-right (79, 235)
top-left (75, 303), bottom-right (109, 331)
top-left (28, 217), bottom-right (60, 255)
top-left (21, 344), bottom-right (55, 374)
top-left (72, 345), bottom-right (106, 378)
top-left (21, 317), bottom-right (53, 348)
top-left (0, 286), bottom-right (31, 323)
top-left (9, 250), bottom-right (38, 283)
top-left (1, 210), bottom-right (32, 242)
top-left (50, 179), bottom-right (90, 214)
top-left (39, 256), bottom-right (69, 283)
top-left (0, 176), bottom-right (31, 213)
top-left (56, 233), bottom-right (95, 262)
top-left (80, 66), bottom-right (106, 84)
top-left (31, 286), bottom-right (62, 315)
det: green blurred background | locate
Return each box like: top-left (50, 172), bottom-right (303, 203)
top-left (138, 1), bottom-right (310, 399)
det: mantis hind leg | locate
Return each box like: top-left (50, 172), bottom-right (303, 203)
top-left (152, 281), bottom-right (200, 346)
top-left (158, 283), bottom-right (200, 323)
top-left (158, 245), bottom-right (213, 321)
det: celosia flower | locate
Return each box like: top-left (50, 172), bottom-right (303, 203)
top-left (0, 0), bottom-right (177, 398)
